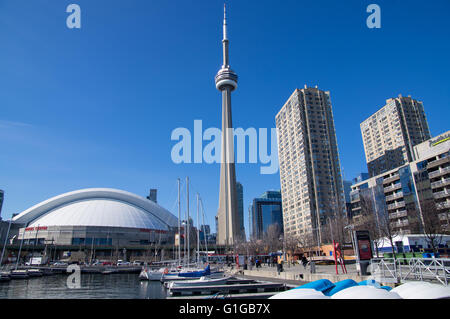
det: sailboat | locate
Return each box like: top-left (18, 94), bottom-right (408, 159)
top-left (140, 178), bottom-right (197, 281)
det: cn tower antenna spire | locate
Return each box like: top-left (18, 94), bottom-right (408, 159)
top-left (223, 3), bottom-right (228, 40)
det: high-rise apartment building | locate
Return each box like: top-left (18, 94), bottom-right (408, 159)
top-left (361, 94), bottom-right (431, 177)
top-left (276, 86), bottom-right (346, 242)
top-left (350, 131), bottom-right (450, 234)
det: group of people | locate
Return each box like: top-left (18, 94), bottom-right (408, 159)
top-left (246, 254), bottom-right (310, 271)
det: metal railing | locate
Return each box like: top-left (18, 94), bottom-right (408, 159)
top-left (431, 178), bottom-right (450, 189)
top-left (429, 166), bottom-right (450, 179)
top-left (370, 257), bottom-right (450, 286)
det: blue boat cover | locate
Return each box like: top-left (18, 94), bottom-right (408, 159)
top-left (358, 279), bottom-right (381, 288)
top-left (380, 286), bottom-right (392, 291)
top-left (323, 279), bottom-right (358, 296)
top-left (294, 279), bottom-right (335, 292)
top-left (179, 264), bottom-right (210, 278)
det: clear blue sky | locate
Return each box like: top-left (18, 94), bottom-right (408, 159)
top-left (1, 0), bottom-right (449, 237)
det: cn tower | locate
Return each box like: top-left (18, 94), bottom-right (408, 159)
top-left (215, 4), bottom-right (239, 246)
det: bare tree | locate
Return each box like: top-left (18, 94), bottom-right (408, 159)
top-left (283, 233), bottom-right (300, 262)
top-left (263, 224), bottom-right (282, 253)
top-left (352, 186), bottom-right (398, 258)
top-left (296, 231), bottom-right (315, 258)
top-left (416, 199), bottom-right (449, 254)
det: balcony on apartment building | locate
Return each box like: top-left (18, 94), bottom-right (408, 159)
top-left (428, 166), bottom-right (450, 179)
top-left (387, 201), bottom-right (406, 210)
top-left (427, 154), bottom-right (450, 170)
top-left (433, 189), bottom-right (450, 200)
top-left (431, 177), bottom-right (450, 189)
top-left (384, 183), bottom-right (402, 193)
top-left (383, 173), bottom-right (400, 185)
top-left (436, 201), bottom-right (450, 210)
top-left (389, 209), bottom-right (408, 219)
top-left (391, 219), bottom-right (409, 228)
top-left (385, 191), bottom-right (404, 202)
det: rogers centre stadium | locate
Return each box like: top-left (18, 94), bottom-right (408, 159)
top-left (9, 188), bottom-right (179, 262)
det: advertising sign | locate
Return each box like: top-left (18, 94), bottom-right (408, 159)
top-left (355, 231), bottom-right (373, 261)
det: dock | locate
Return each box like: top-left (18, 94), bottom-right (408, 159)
top-left (0, 265), bottom-right (142, 282)
top-left (168, 280), bottom-right (288, 297)
top-left (167, 292), bottom-right (279, 299)
top-left (18, 265), bottom-right (142, 274)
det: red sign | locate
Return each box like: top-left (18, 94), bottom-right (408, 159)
top-left (358, 239), bottom-right (373, 260)
top-left (25, 226), bottom-right (48, 231)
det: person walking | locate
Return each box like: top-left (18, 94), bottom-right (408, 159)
top-left (301, 255), bottom-right (308, 269)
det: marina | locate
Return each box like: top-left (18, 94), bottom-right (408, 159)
top-left (0, 260), bottom-right (449, 299)
top-left (0, 264), bottom-right (290, 299)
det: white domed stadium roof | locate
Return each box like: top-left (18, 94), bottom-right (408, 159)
top-left (12, 188), bottom-right (178, 230)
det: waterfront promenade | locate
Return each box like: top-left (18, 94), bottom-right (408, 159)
top-left (231, 262), bottom-right (373, 286)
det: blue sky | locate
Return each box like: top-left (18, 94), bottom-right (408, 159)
top-left (1, 0), bottom-right (449, 236)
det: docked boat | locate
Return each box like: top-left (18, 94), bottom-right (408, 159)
top-left (102, 268), bottom-right (116, 275)
top-left (139, 266), bottom-right (180, 281)
top-left (42, 268), bottom-right (54, 276)
top-left (166, 275), bottom-right (231, 289)
top-left (27, 269), bottom-right (43, 277)
top-left (10, 270), bottom-right (29, 279)
top-left (0, 272), bottom-right (11, 282)
top-left (161, 264), bottom-right (225, 282)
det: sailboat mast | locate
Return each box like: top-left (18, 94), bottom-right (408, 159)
top-left (177, 178), bottom-right (181, 266)
top-left (186, 176), bottom-right (190, 265)
top-left (197, 193), bottom-right (200, 265)
top-left (200, 198), bottom-right (208, 264)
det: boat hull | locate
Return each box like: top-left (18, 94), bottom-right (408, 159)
top-left (168, 276), bottom-right (231, 288)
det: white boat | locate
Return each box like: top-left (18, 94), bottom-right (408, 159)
top-left (391, 281), bottom-right (450, 299)
top-left (167, 275), bottom-right (231, 289)
top-left (139, 266), bottom-right (180, 281)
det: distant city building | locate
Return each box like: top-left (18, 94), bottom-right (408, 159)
top-left (0, 190), bottom-right (3, 221)
top-left (343, 180), bottom-right (353, 218)
top-left (352, 173), bottom-right (370, 185)
top-left (147, 189), bottom-right (157, 203)
top-left (351, 131), bottom-right (450, 234)
top-left (360, 94), bottom-right (431, 177)
top-left (200, 224), bottom-right (211, 236)
top-left (250, 190), bottom-right (283, 240)
top-left (199, 225), bottom-right (208, 241)
top-left (236, 182), bottom-right (246, 241)
top-left (343, 180), bottom-right (352, 203)
top-left (276, 86), bottom-right (346, 243)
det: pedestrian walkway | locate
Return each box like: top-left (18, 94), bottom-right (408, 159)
top-left (235, 262), bottom-right (372, 285)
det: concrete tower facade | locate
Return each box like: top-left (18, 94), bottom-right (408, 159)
top-left (215, 5), bottom-right (239, 246)
top-left (276, 86), bottom-right (346, 243)
top-left (361, 95), bottom-right (431, 177)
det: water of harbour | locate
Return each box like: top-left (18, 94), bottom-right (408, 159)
top-left (0, 273), bottom-right (167, 299)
